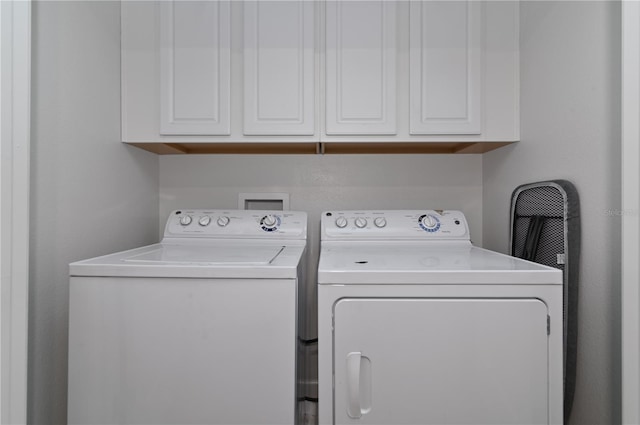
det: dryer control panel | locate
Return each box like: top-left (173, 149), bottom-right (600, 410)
top-left (164, 209), bottom-right (307, 239)
top-left (322, 210), bottom-right (470, 241)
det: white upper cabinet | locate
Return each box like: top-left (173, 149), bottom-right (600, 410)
top-left (121, 0), bottom-right (518, 147)
top-left (409, 1), bottom-right (481, 135)
top-left (325, 1), bottom-right (397, 135)
top-left (159, 1), bottom-right (231, 135)
top-left (243, 1), bottom-right (315, 135)
top-left (121, 0), bottom-right (318, 143)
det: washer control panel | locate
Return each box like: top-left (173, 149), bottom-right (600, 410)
top-left (165, 209), bottom-right (307, 239)
top-left (322, 210), bottom-right (469, 240)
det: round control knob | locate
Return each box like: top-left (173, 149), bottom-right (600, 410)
top-left (216, 216), bottom-right (230, 227)
top-left (198, 216), bottom-right (211, 227)
top-left (373, 217), bottom-right (387, 228)
top-left (335, 217), bottom-right (348, 228)
top-left (421, 214), bottom-right (438, 229)
top-left (261, 215), bottom-right (278, 229)
top-left (354, 217), bottom-right (368, 228)
top-left (179, 215), bottom-right (192, 226)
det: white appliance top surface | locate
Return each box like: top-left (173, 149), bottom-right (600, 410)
top-left (70, 209), bottom-right (308, 279)
top-left (318, 210), bottom-right (561, 285)
top-left (123, 244), bottom-right (284, 265)
top-left (71, 241), bottom-right (305, 279)
top-left (318, 243), bottom-right (562, 285)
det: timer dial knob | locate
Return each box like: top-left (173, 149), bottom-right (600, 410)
top-left (421, 214), bottom-right (438, 229)
top-left (374, 217), bottom-right (387, 228)
top-left (261, 215), bottom-right (278, 229)
top-left (179, 215), bottom-right (193, 226)
top-left (198, 216), bottom-right (211, 227)
top-left (216, 216), bottom-right (230, 227)
top-left (354, 217), bottom-right (368, 228)
top-left (335, 217), bottom-right (348, 228)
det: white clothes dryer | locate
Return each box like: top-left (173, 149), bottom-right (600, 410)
top-left (69, 209), bottom-right (307, 425)
top-left (317, 210), bottom-right (563, 425)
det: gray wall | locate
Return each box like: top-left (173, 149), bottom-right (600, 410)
top-left (29, 2), bottom-right (159, 423)
top-left (483, 2), bottom-right (621, 424)
top-left (159, 154), bottom-right (484, 337)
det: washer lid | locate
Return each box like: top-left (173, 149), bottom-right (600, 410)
top-left (70, 241), bottom-right (304, 279)
top-left (318, 243), bottom-right (562, 285)
top-left (123, 245), bottom-right (285, 266)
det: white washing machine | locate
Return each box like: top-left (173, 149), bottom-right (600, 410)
top-left (69, 209), bottom-right (307, 425)
top-left (317, 210), bottom-right (563, 425)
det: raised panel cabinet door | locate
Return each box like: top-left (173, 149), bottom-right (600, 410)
top-left (333, 298), bottom-right (549, 424)
top-left (410, 1), bottom-right (482, 135)
top-left (325, 1), bottom-right (397, 135)
top-left (243, 1), bottom-right (315, 136)
top-left (159, 1), bottom-right (231, 135)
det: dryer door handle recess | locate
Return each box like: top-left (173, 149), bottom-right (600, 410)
top-left (346, 352), bottom-right (372, 419)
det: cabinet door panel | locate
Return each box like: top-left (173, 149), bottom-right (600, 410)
top-left (333, 298), bottom-right (548, 424)
top-left (325, 1), bottom-right (397, 135)
top-left (243, 1), bottom-right (315, 136)
top-left (410, 1), bottom-right (482, 135)
top-left (160, 1), bottom-right (231, 135)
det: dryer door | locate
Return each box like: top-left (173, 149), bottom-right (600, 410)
top-left (333, 298), bottom-right (549, 425)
